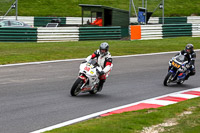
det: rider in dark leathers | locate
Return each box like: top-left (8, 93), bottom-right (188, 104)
top-left (169, 44), bottom-right (196, 80)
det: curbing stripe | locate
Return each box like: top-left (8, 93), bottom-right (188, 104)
top-left (168, 93), bottom-right (199, 99)
top-left (182, 91), bottom-right (200, 96)
top-left (157, 96), bottom-right (188, 102)
top-left (142, 99), bottom-right (177, 106)
top-left (101, 103), bottom-right (163, 117)
top-left (31, 87), bottom-right (200, 133)
top-left (100, 90), bottom-right (200, 117)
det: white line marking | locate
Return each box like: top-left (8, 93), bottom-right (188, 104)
top-left (169, 94), bottom-right (199, 99)
top-left (31, 87), bottom-right (200, 133)
top-left (143, 99), bottom-right (177, 106)
top-left (0, 58), bottom-right (85, 68)
top-left (1, 49), bottom-right (200, 68)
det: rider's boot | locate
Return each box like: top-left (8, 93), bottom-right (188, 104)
top-left (97, 80), bottom-right (105, 92)
top-left (184, 74), bottom-right (190, 80)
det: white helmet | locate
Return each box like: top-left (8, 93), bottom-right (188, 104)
top-left (100, 42), bottom-right (109, 56)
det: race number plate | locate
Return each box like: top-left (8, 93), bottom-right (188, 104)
top-left (84, 66), bottom-right (90, 71)
top-left (172, 61), bottom-right (181, 68)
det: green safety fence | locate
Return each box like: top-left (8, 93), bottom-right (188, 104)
top-left (0, 27), bottom-right (37, 42)
top-left (121, 27), bottom-right (129, 38)
top-left (0, 25), bottom-right (194, 42)
top-left (0, 26), bottom-right (124, 42)
top-left (159, 17), bottom-right (187, 24)
top-left (79, 26), bottom-right (121, 40)
top-left (162, 24), bottom-right (192, 38)
top-left (34, 17), bottom-right (66, 27)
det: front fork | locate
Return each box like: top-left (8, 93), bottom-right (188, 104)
top-left (169, 68), bottom-right (178, 81)
top-left (79, 75), bottom-right (88, 90)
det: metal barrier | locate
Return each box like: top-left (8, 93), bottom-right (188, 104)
top-left (37, 27), bottom-right (79, 42)
top-left (159, 17), bottom-right (187, 24)
top-left (79, 26), bottom-right (121, 40)
top-left (141, 25), bottom-right (163, 40)
top-left (188, 16), bottom-right (200, 24)
top-left (162, 24), bottom-right (192, 38)
top-left (192, 24), bottom-right (200, 37)
top-left (0, 26), bottom-right (122, 42)
top-left (131, 24), bottom-right (193, 40)
top-left (0, 24), bottom-right (197, 42)
top-left (0, 27), bottom-right (37, 42)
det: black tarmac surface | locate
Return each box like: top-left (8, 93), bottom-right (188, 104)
top-left (0, 52), bottom-right (199, 133)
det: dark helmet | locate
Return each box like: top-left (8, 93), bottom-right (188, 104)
top-left (185, 43), bottom-right (194, 53)
top-left (100, 42), bottom-right (109, 56)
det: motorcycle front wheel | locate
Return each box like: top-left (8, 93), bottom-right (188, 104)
top-left (163, 72), bottom-right (173, 86)
top-left (70, 78), bottom-right (84, 96)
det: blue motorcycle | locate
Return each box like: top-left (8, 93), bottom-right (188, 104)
top-left (163, 55), bottom-right (190, 86)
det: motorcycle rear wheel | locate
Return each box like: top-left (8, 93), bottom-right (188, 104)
top-left (70, 78), bottom-right (84, 96)
top-left (163, 72), bottom-right (173, 86)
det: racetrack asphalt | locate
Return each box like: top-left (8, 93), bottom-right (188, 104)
top-left (0, 51), bottom-right (199, 133)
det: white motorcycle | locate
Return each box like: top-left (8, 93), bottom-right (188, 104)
top-left (70, 59), bottom-right (102, 96)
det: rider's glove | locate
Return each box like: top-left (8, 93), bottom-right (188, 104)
top-left (169, 60), bottom-right (172, 66)
top-left (186, 64), bottom-right (190, 69)
top-left (182, 66), bottom-right (187, 72)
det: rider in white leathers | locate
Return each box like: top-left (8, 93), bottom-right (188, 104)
top-left (85, 42), bottom-right (113, 91)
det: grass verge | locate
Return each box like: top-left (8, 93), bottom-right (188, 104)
top-left (45, 97), bottom-right (200, 133)
top-left (0, 37), bottom-right (200, 65)
top-left (15, 0), bottom-right (200, 17)
top-left (1, 37), bottom-right (199, 132)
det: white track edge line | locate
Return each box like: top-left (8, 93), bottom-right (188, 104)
top-left (1, 49), bottom-right (200, 68)
top-left (31, 87), bottom-right (200, 133)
